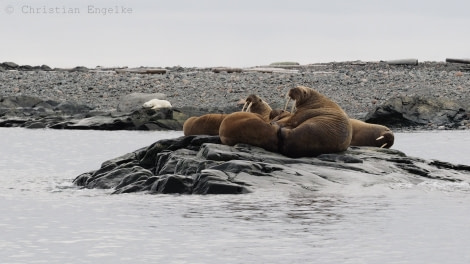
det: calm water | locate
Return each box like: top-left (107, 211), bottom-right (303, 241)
top-left (1, 128), bottom-right (470, 264)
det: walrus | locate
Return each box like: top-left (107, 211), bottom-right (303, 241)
top-left (183, 114), bottom-right (228, 136)
top-left (219, 112), bottom-right (280, 153)
top-left (184, 94), bottom-right (277, 136)
top-left (275, 85), bottom-right (353, 157)
top-left (241, 94), bottom-right (293, 123)
top-left (349, 119), bottom-right (394, 148)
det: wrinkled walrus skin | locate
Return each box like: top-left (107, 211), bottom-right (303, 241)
top-left (275, 86), bottom-right (353, 158)
top-left (220, 86), bottom-right (352, 158)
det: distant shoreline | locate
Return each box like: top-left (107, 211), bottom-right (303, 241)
top-left (1, 60), bottom-right (469, 130)
top-left (1, 58), bottom-right (469, 72)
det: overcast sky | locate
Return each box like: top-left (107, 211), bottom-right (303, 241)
top-left (1, 0), bottom-right (469, 67)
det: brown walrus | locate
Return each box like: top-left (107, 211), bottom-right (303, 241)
top-left (349, 119), bottom-right (394, 148)
top-left (219, 94), bottom-right (294, 151)
top-left (183, 114), bottom-right (228, 136)
top-left (220, 86), bottom-right (352, 158)
top-left (275, 85), bottom-right (353, 157)
top-left (183, 94), bottom-right (275, 136)
top-left (219, 112), bottom-right (280, 153)
top-left (242, 94), bottom-right (286, 122)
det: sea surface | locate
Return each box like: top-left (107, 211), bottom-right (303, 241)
top-left (1, 128), bottom-right (470, 264)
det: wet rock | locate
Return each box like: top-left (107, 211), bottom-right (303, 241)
top-left (73, 135), bottom-right (470, 195)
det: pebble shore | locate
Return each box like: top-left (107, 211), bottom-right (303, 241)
top-left (1, 61), bottom-right (469, 119)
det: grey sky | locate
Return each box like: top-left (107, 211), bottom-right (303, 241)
top-left (1, 0), bottom-right (469, 67)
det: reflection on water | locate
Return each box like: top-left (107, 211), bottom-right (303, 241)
top-left (1, 128), bottom-right (470, 264)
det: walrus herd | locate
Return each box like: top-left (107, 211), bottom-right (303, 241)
top-left (183, 85), bottom-right (394, 158)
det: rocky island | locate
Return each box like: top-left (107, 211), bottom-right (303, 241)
top-left (73, 135), bottom-right (470, 195)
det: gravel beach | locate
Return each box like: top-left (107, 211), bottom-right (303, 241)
top-left (1, 61), bottom-right (469, 119)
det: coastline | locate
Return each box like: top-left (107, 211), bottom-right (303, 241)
top-left (1, 60), bottom-right (469, 131)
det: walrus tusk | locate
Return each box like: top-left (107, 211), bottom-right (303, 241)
top-left (284, 98), bottom-right (290, 111)
top-left (376, 136), bottom-right (384, 141)
top-left (380, 143), bottom-right (388, 148)
top-left (246, 102), bottom-right (253, 112)
top-left (241, 101), bottom-right (248, 112)
top-left (291, 100), bottom-right (296, 113)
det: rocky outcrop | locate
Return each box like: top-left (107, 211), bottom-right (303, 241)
top-left (365, 95), bottom-right (469, 129)
top-left (0, 94), bottom-right (240, 130)
top-left (73, 135), bottom-right (470, 195)
top-left (0, 62), bottom-right (52, 71)
top-left (0, 95), bottom-right (183, 130)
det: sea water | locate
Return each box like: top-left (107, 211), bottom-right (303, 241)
top-left (1, 128), bottom-right (469, 264)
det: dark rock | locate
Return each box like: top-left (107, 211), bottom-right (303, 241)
top-left (53, 101), bottom-right (93, 115)
top-left (87, 166), bottom-right (152, 189)
top-left (0, 95), bottom-right (44, 108)
top-left (70, 66), bottom-right (89, 72)
top-left (366, 95), bottom-right (469, 128)
top-left (41, 65), bottom-right (53, 71)
top-left (18, 65), bottom-right (34, 71)
top-left (73, 135), bottom-right (470, 195)
top-left (25, 122), bottom-right (47, 129)
top-left (1, 62), bottom-right (19, 70)
top-left (64, 108), bottom-right (182, 130)
top-left (149, 175), bottom-right (193, 194)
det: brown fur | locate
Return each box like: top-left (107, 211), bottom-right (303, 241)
top-left (349, 119), bottom-right (394, 148)
top-left (219, 112), bottom-right (280, 153)
top-left (269, 109), bottom-right (292, 122)
top-left (244, 94), bottom-right (273, 121)
top-left (275, 86), bottom-right (353, 157)
top-left (183, 114), bottom-right (228, 136)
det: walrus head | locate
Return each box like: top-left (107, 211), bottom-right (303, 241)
top-left (284, 85), bottom-right (339, 112)
top-left (376, 130), bottom-right (395, 148)
top-left (242, 94), bottom-right (273, 121)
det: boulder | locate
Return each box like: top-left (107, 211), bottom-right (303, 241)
top-left (1, 61), bottom-right (19, 70)
top-left (0, 95), bottom-right (44, 108)
top-left (64, 108), bottom-right (181, 130)
top-left (53, 101), bottom-right (94, 115)
top-left (365, 95), bottom-right (468, 128)
top-left (41, 65), bottom-right (53, 71)
top-left (0, 95), bottom-right (184, 130)
top-left (117, 92), bottom-right (167, 112)
top-left (73, 135), bottom-right (470, 195)
top-left (18, 65), bottom-right (34, 71)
